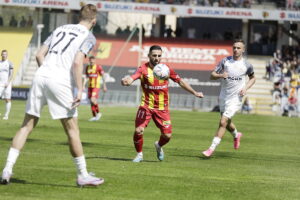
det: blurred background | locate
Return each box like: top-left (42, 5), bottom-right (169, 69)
top-left (0, 0), bottom-right (299, 117)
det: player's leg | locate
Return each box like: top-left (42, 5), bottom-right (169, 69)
top-left (226, 121), bottom-right (242, 149)
top-left (60, 117), bottom-right (104, 186)
top-left (89, 88), bottom-right (101, 121)
top-left (152, 110), bottom-right (172, 161)
top-left (2, 85), bottom-right (12, 120)
top-left (132, 107), bottom-right (151, 162)
top-left (1, 114), bottom-right (39, 184)
top-left (2, 99), bottom-right (11, 120)
top-left (202, 115), bottom-right (229, 157)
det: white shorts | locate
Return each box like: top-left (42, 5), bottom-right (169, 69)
top-left (0, 84), bottom-right (12, 99)
top-left (219, 96), bottom-right (242, 119)
top-left (26, 76), bottom-right (78, 119)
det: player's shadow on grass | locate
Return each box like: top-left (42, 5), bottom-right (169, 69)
top-left (86, 156), bottom-right (157, 163)
top-left (4, 178), bottom-right (94, 188)
top-left (0, 136), bottom-right (41, 143)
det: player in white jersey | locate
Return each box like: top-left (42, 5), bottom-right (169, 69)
top-left (1, 4), bottom-right (104, 187)
top-left (202, 39), bottom-right (256, 158)
top-left (0, 50), bottom-right (13, 120)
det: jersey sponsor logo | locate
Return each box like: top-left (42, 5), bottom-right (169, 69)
top-left (147, 85), bottom-right (168, 90)
top-left (226, 76), bottom-right (242, 81)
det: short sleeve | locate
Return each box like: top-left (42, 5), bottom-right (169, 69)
top-left (79, 32), bottom-right (96, 56)
top-left (246, 62), bottom-right (254, 76)
top-left (8, 61), bottom-right (13, 69)
top-left (214, 58), bottom-right (226, 73)
top-left (97, 65), bottom-right (104, 75)
top-left (43, 32), bottom-right (53, 47)
top-left (169, 66), bottom-right (181, 83)
top-left (131, 66), bottom-right (143, 80)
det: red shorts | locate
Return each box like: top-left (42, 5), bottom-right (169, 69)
top-left (135, 106), bottom-right (172, 134)
top-left (88, 88), bottom-right (100, 99)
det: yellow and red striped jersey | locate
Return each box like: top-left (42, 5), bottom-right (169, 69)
top-left (131, 62), bottom-right (181, 110)
top-left (85, 64), bottom-right (104, 89)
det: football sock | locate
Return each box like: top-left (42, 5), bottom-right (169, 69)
top-left (137, 152), bottom-right (143, 157)
top-left (158, 135), bottom-right (170, 147)
top-left (230, 129), bottom-right (238, 138)
top-left (94, 104), bottom-right (99, 113)
top-left (73, 155), bottom-right (89, 177)
top-left (4, 101), bottom-right (11, 117)
top-left (133, 134), bottom-right (143, 153)
top-left (91, 104), bottom-right (97, 117)
top-left (3, 147), bottom-right (20, 173)
top-left (209, 137), bottom-right (221, 151)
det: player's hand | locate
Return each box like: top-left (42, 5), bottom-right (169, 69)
top-left (71, 90), bottom-right (82, 109)
top-left (239, 88), bottom-right (246, 96)
top-left (121, 76), bottom-right (133, 86)
top-left (222, 72), bottom-right (228, 79)
top-left (194, 92), bottom-right (204, 98)
top-left (103, 86), bottom-right (107, 92)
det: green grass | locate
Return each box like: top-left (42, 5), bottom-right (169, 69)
top-left (0, 100), bottom-right (299, 200)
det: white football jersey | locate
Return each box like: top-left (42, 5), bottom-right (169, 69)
top-left (36, 24), bottom-right (96, 85)
top-left (0, 60), bottom-right (13, 86)
top-left (214, 56), bottom-right (254, 100)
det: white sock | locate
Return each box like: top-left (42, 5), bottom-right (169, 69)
top-left (3, 147), bottom-right (20, 173)
top-left (137, 152), bottom-right (143, 157)
top-left (4, 101), bottom-right (11, 117)
top-left (73, 155), bottom-right (89, 178)
top-left (209, 137), bottom-right (221, 151)
top-left (230, 129), bottom-right (238, 138)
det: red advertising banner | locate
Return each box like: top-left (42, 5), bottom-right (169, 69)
top-left (93, 38), bottom-right (232, 71)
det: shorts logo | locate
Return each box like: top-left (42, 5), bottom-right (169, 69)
top-left (163, 120), bottom-right (171, 128)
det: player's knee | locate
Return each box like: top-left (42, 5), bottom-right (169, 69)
top-left (162, 133), bottom-right (172, 139)
top-left (219, 119), bottom-right (228, 127)
top-left (135, 127), bottom-right (144, 135)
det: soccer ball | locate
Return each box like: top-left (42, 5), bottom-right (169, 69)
top-left (153, 64), bottom-right (170, 80)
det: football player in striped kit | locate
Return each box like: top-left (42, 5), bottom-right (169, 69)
top-left (84, 55), bottom-right (107, 121)
top-left (122, 45), bottom-right (204, 162)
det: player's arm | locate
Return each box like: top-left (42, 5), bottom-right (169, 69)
top-left (239, 73), bottom-right (256, 96)
top-left (210, 59), bottom-right (228, 80)
top-left (100, 68), bottom-right (107, 92)
top-left (5, 62), bottom-right (14, 87)
top-left (36, 45), bottom-right (49, 67)
top-left (121, 66), bottom-right (142, 86)
top-left (121, 76), bottom-right (134, 86)
top-left (102, 75), bottom-right (107, 92)
top-left (178, 79), bottom-right (204, 98)
top-left (210, 71), bottom-right (228, 80)
top-left (72, 52), bottom-right (85, 108)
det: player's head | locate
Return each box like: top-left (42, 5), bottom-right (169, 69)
top-left (89, 55), bottom-right (96, 65)
top-left (148, 45), bottom-right (162, 67)
top-left (79, 4), bottom-right (97, 27)
top-left (1, 50), bottom-right (8, 61)
top-left (232, 38), bottom-right (245, 59)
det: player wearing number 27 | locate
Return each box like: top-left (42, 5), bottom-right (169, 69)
top-left (1, 4), bottom-right (104, 186)
top-left (121, 45), bottom-right (204, 162)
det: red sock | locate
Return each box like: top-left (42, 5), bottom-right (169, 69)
top-left (91, 104), bottom-right (97, 117)
top-left (158, 135), bottom-right (170, 147)
top-left (94, 104), bottom-right (99, 113)
top-left (133, 134), bottom-right (143, 153)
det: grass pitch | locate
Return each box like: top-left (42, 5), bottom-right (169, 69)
top-left (0, 100), bottom-right (299, 200)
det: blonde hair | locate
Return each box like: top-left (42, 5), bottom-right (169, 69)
top-left (79, 4), bottom-right (97, 21)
